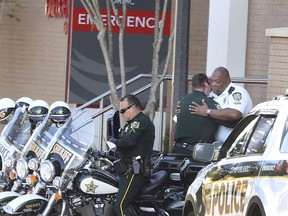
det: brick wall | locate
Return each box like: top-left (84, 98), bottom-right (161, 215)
top-left (246, 0), bottom-right (288, 103)
top-left (265, 29), bottom-right (288, 99)
top-left (188, 0), bottom-right (209, 76)
top-left (0, 1), bottom-right (68, 105)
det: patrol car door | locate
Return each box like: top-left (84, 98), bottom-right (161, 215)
top-left (202, 114), bottom-right (276, 215)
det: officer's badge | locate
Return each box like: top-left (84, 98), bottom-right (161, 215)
top-left (232, 92), bottom-right (242, 104)
top-left (130, 121), bottom-right (140, 132)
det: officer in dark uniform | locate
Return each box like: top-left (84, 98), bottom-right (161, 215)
top-left (109, 94), bottom-right (155, 216)
top-left (172, 73), bottom-right (221, 154)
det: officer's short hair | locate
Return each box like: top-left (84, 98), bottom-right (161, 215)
top-left (192, 73), bottom-right (209, 89)
top-left (120, 94), bottom-right (141, 109)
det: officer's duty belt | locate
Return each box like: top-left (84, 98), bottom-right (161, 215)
top-left (174, 142), bottom-right (194, 151)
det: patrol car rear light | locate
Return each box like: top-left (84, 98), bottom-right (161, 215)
top-left (170, 173), bottom-right (181, 181)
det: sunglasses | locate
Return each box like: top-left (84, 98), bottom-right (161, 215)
top-left (119, 103), bottom-right (134, 114)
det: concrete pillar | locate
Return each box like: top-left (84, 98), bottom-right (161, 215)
top-left (206, 0), bottom-right (249, 77)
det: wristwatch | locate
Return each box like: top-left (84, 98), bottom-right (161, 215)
top-left (206, 109), bottom-right (212, 117)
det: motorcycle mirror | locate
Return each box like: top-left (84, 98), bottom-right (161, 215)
top-left (212, 140), bottom-right (223, 150)
top-left (193, 143), bottom-right (215, 162)
top-left (106, 141), bottom-right (117, 152)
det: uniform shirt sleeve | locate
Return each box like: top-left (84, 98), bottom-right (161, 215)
top-left (112, 116), bottom-right (148, 149)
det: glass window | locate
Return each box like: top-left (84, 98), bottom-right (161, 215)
top-left (245, 117), bottom-right (275, 155)
top-left (227, 115), bottom-right (275, 157)
top-left (280, 117), bottom-right (288, 152)
top-left (227, 117), bottom-right (258, 157)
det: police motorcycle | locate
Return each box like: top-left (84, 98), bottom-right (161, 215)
top-left (3, 108), bottom-right (95, 215)
top-left (3, 107), bottom-right (185, 216)
top-left (0, 97), bottom-right (34, 190)
top-left (0, 101), bottom-right (74, 215)
top-left (0, 99), bottom-right (53, 214)
top-left (6, 101), bottom-right (69, 195)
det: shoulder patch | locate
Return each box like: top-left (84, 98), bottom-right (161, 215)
top-left (131, 121), bottom-right (140, 130)
top-left (232, 92), bottom-right (242, 104)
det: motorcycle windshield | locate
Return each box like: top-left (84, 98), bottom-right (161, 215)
top-left (43, 109), bottom-right (95, 184)
top-left (0, 107), bottom-right (32, 160)
top-left (20, 114), bottom-right (58, 160)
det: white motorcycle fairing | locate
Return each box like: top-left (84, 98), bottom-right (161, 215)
top-left (3, 193), bottom-right (48, 214)
top-left (0, 191), bottom-right (21, 208)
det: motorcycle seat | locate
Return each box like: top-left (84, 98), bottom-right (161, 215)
top-left (138, 170), bottom-right (168, 195)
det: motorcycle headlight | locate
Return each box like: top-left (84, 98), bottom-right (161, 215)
top-left (16, 158), bottom-right (29, 179)
top-left (40, 160), bottom-right (55, 182)
top-left (5, 156), bottom-right (16, 168)
top-left (28, 158), bottom-right (40, 171)
top-left (53, 176), bottom-right (64, 189)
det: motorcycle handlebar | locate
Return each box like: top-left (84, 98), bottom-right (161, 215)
top-left (91, 150), bottom-right (117, 162)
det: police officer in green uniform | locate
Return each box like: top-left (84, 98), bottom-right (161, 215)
top-left (109, 94), bottom-right (155, 216)
top-left (172, 73), bottom-right (221, 154)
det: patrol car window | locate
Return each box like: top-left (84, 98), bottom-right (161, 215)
top-left (245, 117), bottom-right (275, 155)
top-left (227, 116), bottom-right (259, 157)
top-left (280, 117), bottom-right (288, 152)
top-left (227, 116), bottom-right (275, 157)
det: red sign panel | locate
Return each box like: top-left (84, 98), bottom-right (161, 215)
top-left (73, 8), bottom-right (171, 36)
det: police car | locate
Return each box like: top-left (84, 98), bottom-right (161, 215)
top-left (183, 92), bottom-right (288, 216)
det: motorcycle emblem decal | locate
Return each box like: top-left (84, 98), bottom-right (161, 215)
top-left (25, 202), bottom-right (41, 209)
top-left (30, 142), bottom-right (45, 158)
top-left (85, 180), bottom-right (98, 193)
top-left (51, 143), bottom-right (73, 164)
top-left (0, 144), bottom-right (10, 159)
top-left (0, 111), bottom-right (5, 119)
top-left (0, 201), bottom-right (8, 207)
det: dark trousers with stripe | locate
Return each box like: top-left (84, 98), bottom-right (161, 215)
top-left (114, 172), bottom-right (147, 216)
